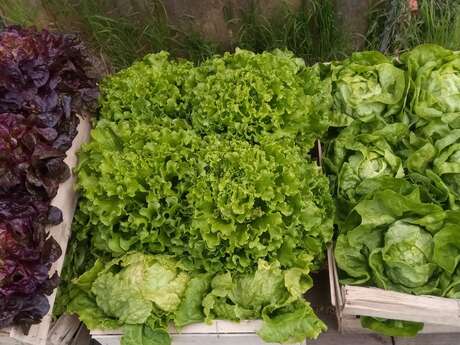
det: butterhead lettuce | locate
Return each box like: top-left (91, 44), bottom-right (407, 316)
top-left (68, 254), bottom-right (325, 345)
top-left (331, 51), bottom-right (406, 126)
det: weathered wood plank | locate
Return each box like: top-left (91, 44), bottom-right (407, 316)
top-left (47, 314), bottom-right (81, 345)
top-left (342, 285), bottom-right (460, 328)
top-left (394, 333), bottom-right (460, 345)
top-left (93, 334), bottom-right (305, 345)
top-left (0, 335), bottom-right (24, 345)
top-left (70, 325), bottom-right (91, 345)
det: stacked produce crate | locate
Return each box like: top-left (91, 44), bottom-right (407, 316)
top-left (324, 46), bottom-right (460, 336)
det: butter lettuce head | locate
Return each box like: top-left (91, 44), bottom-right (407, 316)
top-left (331, 51), bottom-right (406, 126)
top-left (325, 120), bottom-right (408, 218)
top-left (202, 260), bottom-right (326, 343)
top-left (67, 255), bottom-right (325, 345)
top-left (401, 44), bottom-right (460, 121)
top-left (401, 45), bottom-right (460, 208)
top-left (335, 184), bottom-right (460, 298)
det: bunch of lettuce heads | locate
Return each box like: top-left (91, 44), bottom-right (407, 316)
top-left (325, 45), bottom-right (460, 336)
top-left (60, 50), bottom-right (335, 345)
top-left (59, 43), bottom-right (460, 342)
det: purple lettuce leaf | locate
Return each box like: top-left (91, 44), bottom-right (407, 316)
top-left (0, 25), bottom-right (98, 329)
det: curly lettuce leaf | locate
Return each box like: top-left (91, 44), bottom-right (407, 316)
top-left (99, 52), bottom-right (192, 122)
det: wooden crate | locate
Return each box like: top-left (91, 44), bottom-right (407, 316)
top-left (327, 246), bottom-right (460, 334)
top-left (91, 321), bottom-right (307, 345)
top-left (0, 118), bottom-right (92, 345)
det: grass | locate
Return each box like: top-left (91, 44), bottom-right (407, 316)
top-left (235, 0), bottom-right (346, 63)
top-left (42, 0), bottom-right (220, 70)
top-left (0, 0), bottom-right (41, 28)
top-left (1, 0), bottom-right (345, 69)
top-left (366, 0), bottom-right (460, 54)
top-left (42, 0), bottom-right (174, 71)
top-left (0, 0), bottom-right (393, 71)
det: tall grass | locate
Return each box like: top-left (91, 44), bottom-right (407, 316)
top-left (236, 0), bottom-right (345, 63)
top-left (1, 0), bottom-right (344, 69)
top-left (42, 0), bottom-right (173, 71)
top-left (366, 0), bottom-right (460, 54)
top-left (0, 0), bottom-right (41, 27)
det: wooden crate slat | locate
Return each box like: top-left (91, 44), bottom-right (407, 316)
top-left (394, 333), bottom-right (460, 345)
top-left (91, 320), bottom-right (264, 336)
top-left (326, 246), bottom-right (337, 308)
top-left (8, 117), bottom-right (92, 345)
top-left (93, 334), bottom-right (306, 345)
top-left (342, 285), bottom-right (460, 327)
top-left (70, 325), bottom-right (90, 345)
top-left (47, 314), bottom-right (82, 345)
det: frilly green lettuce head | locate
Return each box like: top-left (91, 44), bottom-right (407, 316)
top-left (75, 118), bottom-right (202, 256)
top-left (185, 49), bottom-right (331, 148)
top-left (334, 185), bottom-right (460, 297)
top-left (401, 44), bottom-right (460, 120)
top-left (187, 135), bottom-right (334, 272)
top-left (331, 51), bottom-right (406, 126)
top-left (75, 120), bottom-right (334, 273)
top-left (99, 50), bottom-right (330, 150)
top-left (99, 52), bottom-right (192, 122)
